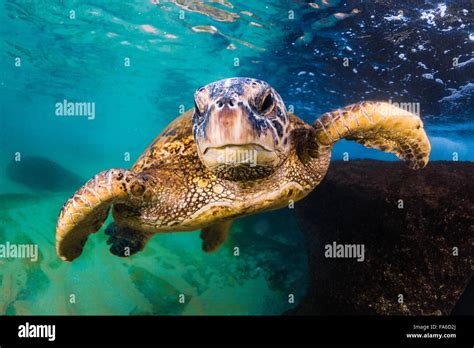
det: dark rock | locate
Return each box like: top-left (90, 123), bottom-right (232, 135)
top-left (451, 276), bottom-right (474, 315)
top-left (290, 160), bottom-right (473, 315)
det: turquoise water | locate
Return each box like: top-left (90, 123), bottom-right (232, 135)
top-left (0, 0), bottom-right (472, 314)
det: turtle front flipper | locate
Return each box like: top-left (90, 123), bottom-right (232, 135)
top-left (313, 101), bottom-right (431, 169)
top-left (200, 220), bottom-right (233, 252)
top-left (56, 169), bottom-right (148, 261)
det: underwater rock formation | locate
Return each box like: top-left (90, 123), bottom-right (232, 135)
top-left (5, 156), bottom-right (85, 192)
top-left (291, 160), bottom-right (473, 315)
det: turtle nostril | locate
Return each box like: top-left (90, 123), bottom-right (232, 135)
top-left (216, 98), bottom-right (236, 108)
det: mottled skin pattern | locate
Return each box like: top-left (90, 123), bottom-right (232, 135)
top-left (56, 78), bottom-right (430, 261)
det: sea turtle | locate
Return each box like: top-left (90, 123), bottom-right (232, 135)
top-left (56, 77), bottom-right (431, 261)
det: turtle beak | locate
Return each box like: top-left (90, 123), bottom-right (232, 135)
top-left (201, 100), bottom-right (274, 149)
top-left (203, 143), bottom-right (271, 155)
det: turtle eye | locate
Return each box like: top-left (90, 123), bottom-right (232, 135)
top-left (259, 93), bottom-right (275, 114)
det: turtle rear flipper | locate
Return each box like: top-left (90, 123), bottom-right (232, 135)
top-left (200, 220), bottom-right (233, 252)
top-left (313, 101), bottom-right (431, 169)
top-left (56, 169), bottom-right (148, 261)
top-left (105, 222), bottom-right (154, 257)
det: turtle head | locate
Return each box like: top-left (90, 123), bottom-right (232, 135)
top-left (192, 77), bottom-right (291, 180)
